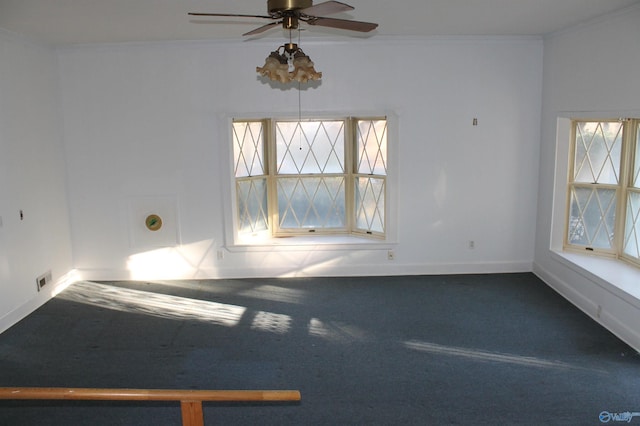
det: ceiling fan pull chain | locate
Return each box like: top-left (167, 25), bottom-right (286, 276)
top-left (297, 27), bottom-right (303, 151)
top-left (298, 81), bottom-right (303, 150)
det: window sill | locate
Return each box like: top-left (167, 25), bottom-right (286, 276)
top-left (227, 234), bottom-right (396, 252)
top-left (551, 250), bottom-right (640, 310)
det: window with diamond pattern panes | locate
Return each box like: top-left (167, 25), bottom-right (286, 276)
top-left (573, 121), bottom-right (622, 185)
top-left (232, 116), bottom-right (389, 239)
top-left (233, 121), bottom-right (265, 178)
top-left (567, 121), bottom-right (622, 250)
top-left (355, 119), bottom-right (387, 234)
top-left (236, 178), bottom-right (269, 233)
top-left (275, 120), bottom-right (346, 231)
top-left (233, 121), bottom-right (269, 233)
top-left (565, 119), bottom-right (640, 267)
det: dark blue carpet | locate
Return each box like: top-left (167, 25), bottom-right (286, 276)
top-left (0, 273), bottom-right (638, 425)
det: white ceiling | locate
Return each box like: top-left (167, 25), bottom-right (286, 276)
top-left (1, 0), bottom-right (639, 46)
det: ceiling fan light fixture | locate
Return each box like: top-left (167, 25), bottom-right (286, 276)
top-left (257, 44), bottom-right (321, 84)
top-left (256, 49), bottom-right (291, 83)
top-left (291, 49), bottom-right (321, 83)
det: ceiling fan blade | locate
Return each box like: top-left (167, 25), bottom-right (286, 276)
top-left (188, 12), bottom-right (273, 19)
top-left (300, 1), bottom-right (354, 17)
top-left (307, 17), bottom-right (378, 32)
top-left (243, 21), bottom-right (281, 36)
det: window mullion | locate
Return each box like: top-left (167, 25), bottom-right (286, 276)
top-left (345, 117), bottom-right (355, 233)
top-left (564, 124), bottom-right (578, 249)
top-left (620, 119), bottom-right (640, 265)
top-left (266, 119), bottom-right (279, 236)
top-left (615, 119), bottom-right (634, 258)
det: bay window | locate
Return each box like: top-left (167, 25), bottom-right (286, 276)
top-left (233, 116), bottom-right (388, 240)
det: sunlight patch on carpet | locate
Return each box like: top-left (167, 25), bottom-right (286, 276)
top-left (403, 340), bottom-right (606, 373)
top-left (239, 285), bottom-right (307, 305)
top-left (308, 318), bottom-right (370, 342)
top-left (251, 311), bottom-right (292, 334)
top-left (59, 281), bottom-right (246, 327)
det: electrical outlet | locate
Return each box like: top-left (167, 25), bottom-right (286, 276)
top-left (468, 240), bottom-right (475, 249)
top-left (36, 270), bottom-right (52, 292)
top-left (387, 250), bottom-right (395, 260)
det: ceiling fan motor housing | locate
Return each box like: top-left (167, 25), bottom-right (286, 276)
top-left (268, 0), bottom-right (313, 15)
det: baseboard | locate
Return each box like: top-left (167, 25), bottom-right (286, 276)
top-left (76, 260), bottom-right (533, 281)
top-left (533, 261), bottom-right (640, 354)
top-left (0, 294), bottom-right (48, 335)
top-left (0, 270), bottom-right (79, 335)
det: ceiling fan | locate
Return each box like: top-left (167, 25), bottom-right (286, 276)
top-left (188, 0), bottom-right (378, 36)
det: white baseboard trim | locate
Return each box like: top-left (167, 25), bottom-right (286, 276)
top-left (533, 260), bottom-right (640, 354)
top-left (76, 260), bottom-right (533, 281)
top-left (0, 294), bottom-right (49, 335)
top-left (0, 270), bottom-right (80, 335)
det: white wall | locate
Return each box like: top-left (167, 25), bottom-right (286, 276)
top-left (533, 4), bottom-right (640, 351)
top-left (57, 36), bottom-right (543, 280)
top-left (0, 30), bottom-right (74, 333)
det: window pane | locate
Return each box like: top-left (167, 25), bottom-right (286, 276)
top-left (568, 186), bottom-right (616, 249)
top-left (573, 121), bottom-right (622, 184)
top-left (237, 178), bottom-right (268, 233)
top-left (233, 122), bottom-right (264, 177)
top-left (276, 120), bottom-right (344, 174)
top-left (623, 190), bottom-right (640, 259)
top-left (355, 177), bottom-right (385, 233)
top-left (277, 177), bottom-right (345, 229)
top-left (357, 119), bottom-right (387, 175)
